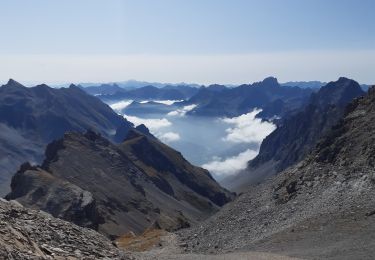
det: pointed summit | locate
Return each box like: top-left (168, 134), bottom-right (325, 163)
top-left (4, 79), bottom-right (25, 88)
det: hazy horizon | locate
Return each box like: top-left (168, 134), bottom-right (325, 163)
top-left (0, 73), bottom-right (373, 88)
top-left (0, 0), bottom-right (374, 85)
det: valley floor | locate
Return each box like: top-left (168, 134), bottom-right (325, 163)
top-left (132, 211), bottom-right (375, 260)
top-left (131, 233), bottom-right (301, 260)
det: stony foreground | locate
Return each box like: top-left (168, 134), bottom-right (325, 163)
top-left (0, 199), bottom-right (129, 259)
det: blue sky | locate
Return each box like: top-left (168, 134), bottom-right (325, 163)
top-left (0, 0), bottom-right (374, 85)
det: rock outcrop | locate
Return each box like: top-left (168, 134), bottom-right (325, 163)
top-left (0, 199), bottom-right (128, 259)
top-left (6, 130), bottom-right (233, 239)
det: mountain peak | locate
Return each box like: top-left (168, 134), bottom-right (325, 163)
top-left (262, 76), bottom-right (279, 86)
top-left (4, 79), bottom-right (25, 89)
top-left (69, 84), bottom-right (80, 89)
top-left (33, 84), bottom-right (54, 94)
top-left (124, 129), bottom-right (145, 141)
top-left (134, 124), bottom-right (154, 138)
top-left (334, 77), bottom-right (360, 89)
top-left (337, 76), bottom-right (351, 82)
top-left (312, 77), bottom-right (364, 107)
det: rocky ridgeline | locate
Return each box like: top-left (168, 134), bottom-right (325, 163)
top-left (0, 199), bottom-right (129, 259)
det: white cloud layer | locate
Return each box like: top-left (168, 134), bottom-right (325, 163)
top-left (110, 100), bottom-right (132, 112)
top-left (123, 114), bottom-right (171, 132)
top-left (140, 100), bottom-right (183, 105)
top-left (202, 149), bottom-right (258, 178)
top-left (154, 100), bottom-right (183, 105)
top-left (167, 104), bottom-right (197, 116)
top-left (157, 132), bottom-right (181, 143)
top-left (222, 109), bottom-right (276, 143)
top-left (122, 114), bottom-right (181, 144)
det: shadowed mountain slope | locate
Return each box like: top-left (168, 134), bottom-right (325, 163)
top-left (6, 130), bottom-right (233, 239)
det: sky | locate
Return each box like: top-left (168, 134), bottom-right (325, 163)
top-left (0, 0), bottom-right (374, 85)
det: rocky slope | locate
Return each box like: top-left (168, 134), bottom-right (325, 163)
top-left (225, 77), bottom-right (364, 191)
top-left (0, 198), bottom-right (128, 259)
top-left (0, 79), bottom-right (134, 195)
top-left (6, 130), bottom-right (233, 239)
top-left (184, 77), bottom-right (313, 119)
top-left (178, 85), bottom-right (375, 259)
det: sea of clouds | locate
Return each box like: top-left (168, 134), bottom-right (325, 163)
top-left (109, 99), bottom-right (276, 180)
top-left (202, 110), bottom-right (275, 178)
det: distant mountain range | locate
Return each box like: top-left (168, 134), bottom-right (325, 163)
top-left (83, 84), bottom-right (199, 101)
top-left (6, 129), bottom-right (233, 238)
top-left (182, 77), bottom-right (314, 119)
top-left (224, 77), bottom-right (365, 191)
top-left (78, 78), bottom-right (335, 127)
top-left (79, 80), bottom-right (201, 89)
top-left (54, 79), bottom-right (371, 94)
top-left (78, 78), bottom-right (370, 122)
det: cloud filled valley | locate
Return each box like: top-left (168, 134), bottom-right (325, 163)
top-left (108, 99), bottom-right (275, 180)
top-left (221, 109), bottom-right (276, 143)
top-left (202, 149), bottom-right (258, 178)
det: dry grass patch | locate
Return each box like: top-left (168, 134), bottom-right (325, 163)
top-left (116, 229), bottom-right (167, 252)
